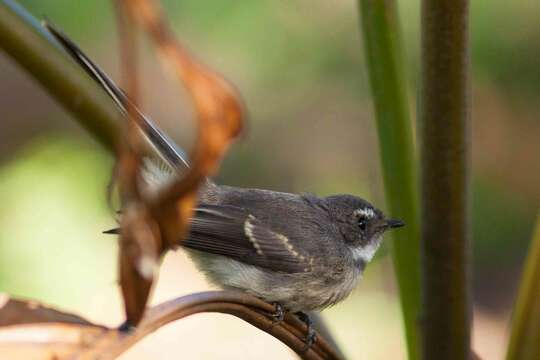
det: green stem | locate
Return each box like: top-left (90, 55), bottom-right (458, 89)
top-left (419, 0), bottom-right (471, 358)
top-left (506, 213), bottom-right (540, 360)
top-left (358, 1), bottom-right (421, 359)
top-left (0, 0), bottom-right (119, 152)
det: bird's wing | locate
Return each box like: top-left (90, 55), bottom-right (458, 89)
top-left (43, 21), bottom-right (189, 171)
top-left (184, 204), bottom-right (313, 273)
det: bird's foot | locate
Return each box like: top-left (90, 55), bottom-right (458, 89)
top-left (270, 302), bottom-right (285, 325)
top-left (295, 311), bottom-right (317, 352)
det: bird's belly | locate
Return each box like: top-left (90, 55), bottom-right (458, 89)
top-left (189, 250), bottom-right (362, 312)
top-left (279, 268), bottom-right (362, 312)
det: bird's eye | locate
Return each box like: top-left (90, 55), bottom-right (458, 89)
top-left (354, 208), bottom-right (374, 232)
top-left (357, 217), bottom-right (367, 231)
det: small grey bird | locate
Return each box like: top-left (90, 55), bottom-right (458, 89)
top-left (187, 185), bottom-right (404, 313)
top-left (45, 22), bottom-right (404, 342)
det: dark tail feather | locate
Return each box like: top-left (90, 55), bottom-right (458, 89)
top-left (42, 21), bottom-right (190, 170)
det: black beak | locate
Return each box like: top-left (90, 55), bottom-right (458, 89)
top-left (385, 218), bottom-right (405, 229)
top-left (103, 228), bottom-right (120, 235)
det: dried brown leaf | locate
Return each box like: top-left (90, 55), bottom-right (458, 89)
top-left (112, 0), bottom-right (244, 326)
top-left (0, 294), bottom-right (94, 327)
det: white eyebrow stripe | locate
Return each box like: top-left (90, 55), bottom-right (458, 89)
top-left (354, 208), bottom-right (375, 218)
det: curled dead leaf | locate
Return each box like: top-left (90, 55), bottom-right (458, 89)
top-left (113, 0), bottom-right (244, 327)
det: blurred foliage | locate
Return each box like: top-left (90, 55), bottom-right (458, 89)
top-left (473, 180), bottom-right (536, 264)
top-left (470, 0), bottom-right (540, 96)
top-left (0, 136), bottom-right (116, 309)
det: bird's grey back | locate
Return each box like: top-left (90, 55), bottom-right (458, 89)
top-left (200, 184), bottom-right (347, 263)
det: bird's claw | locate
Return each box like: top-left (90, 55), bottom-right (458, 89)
top-left (270, 302), bottom-right (285, 325)
top-left (296, 311), bottom-right (317, 352)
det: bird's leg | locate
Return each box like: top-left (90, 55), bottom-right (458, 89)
top-left (295, 311), bottom-right (317, 351)
top-left (270, 302), bottom-right (285, 324)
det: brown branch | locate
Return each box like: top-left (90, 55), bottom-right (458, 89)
top-left (0, 291), bottom-right (343, 360)
top-left (88, 291), bottom-right (342, 359)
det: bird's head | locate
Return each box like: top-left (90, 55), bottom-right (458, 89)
top-left (324, 194), bottom-right (404, 263)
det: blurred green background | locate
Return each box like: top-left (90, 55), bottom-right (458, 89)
top-left (0, 0), bottom-right (539, 358)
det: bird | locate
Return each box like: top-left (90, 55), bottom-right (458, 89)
top-left (44, 22), bottom-right (404, 346)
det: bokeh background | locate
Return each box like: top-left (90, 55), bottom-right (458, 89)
top-left (1, 0), bottom-right (539, 358)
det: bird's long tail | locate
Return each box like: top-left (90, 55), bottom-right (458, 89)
top-left (42, 21), bottom-right (190, 171)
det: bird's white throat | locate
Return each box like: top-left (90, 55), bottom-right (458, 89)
top-left (351, 237), bottom-right (382, 264)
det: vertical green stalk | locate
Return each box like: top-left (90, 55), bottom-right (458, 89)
top-left (0, 0), bottom-right (119, 152)
top-left (419, 0), bottom-right (471, 359)
top-left (358, 1), bottom-right (421, 359)
top-left (506, 213), bottom-right (540, 360)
